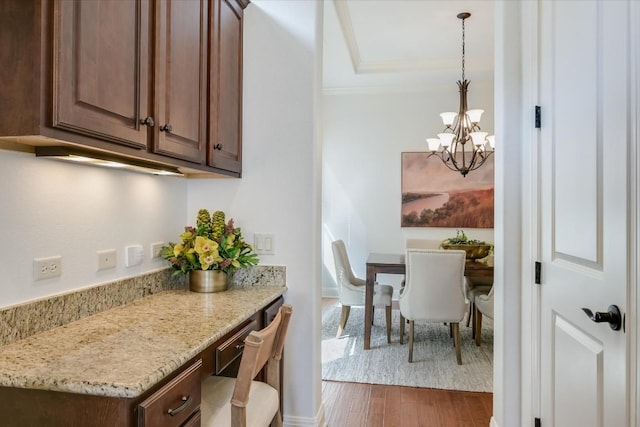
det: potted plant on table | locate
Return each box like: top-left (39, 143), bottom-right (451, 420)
top-left (440, 229), bottom-right (493, 261)
top-left (161, 209), bottom-right (259, 292)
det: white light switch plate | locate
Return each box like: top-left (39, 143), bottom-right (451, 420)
top-left (254, 233), bottom-right (275, 255)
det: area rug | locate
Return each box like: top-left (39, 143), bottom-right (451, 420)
top-left (321, 305), bottom-right (493, 392)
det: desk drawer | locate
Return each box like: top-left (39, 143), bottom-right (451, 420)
top-left (263, 296), bottom-right (284, 326)
top-left (215, 317), bottom-right (258, 375)
top-left (138, 359), bottom-right (202, 427)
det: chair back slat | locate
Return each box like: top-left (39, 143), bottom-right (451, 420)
top-left (230, 304), bottom-right (292, 408)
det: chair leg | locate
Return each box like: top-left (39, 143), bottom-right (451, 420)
top-left (466, 301), bottom-right (474, 327)
top-left (449, 322), bottom-right (453, 338)
top-left (336, 305), bottom-right (351, 338)
top-left (385, 305), bottom-right (391, 344)
top-left (471, 305), bottom-right (477, 339)
top-left (475, 308), bottom-right (483, 346)
top-left (453, 322), bottom-right (462, 365)
top-left (408, 320), bottom-right (415, 363)
top-left (399, 314), bottom-right (405, 344)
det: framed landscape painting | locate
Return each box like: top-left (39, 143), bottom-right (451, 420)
top-left (401, 152), bottom-right (494, 228)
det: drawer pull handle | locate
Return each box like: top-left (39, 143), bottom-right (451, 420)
top-left (236, 343), bottom-right (245, 351)
top-left (167, 395), bottom-right (192, 417)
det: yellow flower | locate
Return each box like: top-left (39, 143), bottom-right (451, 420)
top-left (173, 244), bottom-right (185, 257)
top-left (180, 230), bottom-right (195, 241)
top-left (201, 254), bottom-right (215, 270)
top-left (194, 236), bottom-right (218, 255)
top-left (185, 250), bottom-right (197, 265)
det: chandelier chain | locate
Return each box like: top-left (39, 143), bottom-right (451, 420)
top-left (461, 17), bottom-right (465, 81)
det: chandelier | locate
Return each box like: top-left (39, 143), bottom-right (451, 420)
top-left (426, 12), bottom-right (495, 177)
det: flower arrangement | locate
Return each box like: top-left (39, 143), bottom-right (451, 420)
top-left (440, 229), bottom-right (493, 260)
top-left (161, 209), bottom-right (259, 276)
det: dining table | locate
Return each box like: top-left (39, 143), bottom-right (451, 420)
top-left (364, 252), bottom-right (494, 350)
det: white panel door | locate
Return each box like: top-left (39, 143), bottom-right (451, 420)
top-left (539, 1), bottom-right (631, 426)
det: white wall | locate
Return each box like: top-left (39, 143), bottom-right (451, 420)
top-left (0, 1), bottom-right (324, 424)
top-left (0, 148), bottom-right (186, 308)
top-left (322, 85), bottom-right (495, 295)
top-left (188, 1), bottom-right (323, 424)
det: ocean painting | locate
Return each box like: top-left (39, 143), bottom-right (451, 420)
top-left (401, 152), bottom-right (494, 228)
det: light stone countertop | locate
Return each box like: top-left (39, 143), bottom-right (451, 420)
top-left (0, 286), bottom-right (286, 399)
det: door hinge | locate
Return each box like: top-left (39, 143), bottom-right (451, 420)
top-left (535, 261), bottom-right (542, 285)
top-left (535, 417), bottom-right (541, 427)
top-left (535, 106), bottom-right (541, 129)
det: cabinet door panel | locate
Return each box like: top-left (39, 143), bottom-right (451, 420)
top-left (53, 0), bottom-right (150, 148)
top-left (208, 0), bottom-right (243, 174)
top-left (154, 0), bottom-right (206, 163)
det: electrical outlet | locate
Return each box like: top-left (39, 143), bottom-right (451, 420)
top-left (151, 242), bottom-right (164, 259)
top-left (33, 256), bottom-right (62, 281)
top-left (97, 249), bottom-right (117, 271)
top-left (125, 245), bottom-right (144, 267)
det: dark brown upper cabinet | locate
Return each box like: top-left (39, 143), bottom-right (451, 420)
top-left (208, 0), bottom-right (247, 175)
top-left (153, 0), bottom-right (208, 164)
top-left (0, 0), bottom-right (248, 178)
top-left (54, 0), bottom-right (151, 150)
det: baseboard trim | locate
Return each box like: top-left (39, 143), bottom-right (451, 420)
top-left (490, 416), bottom-right (499, 427)
top-left (283, 402), bottom-right (326, 427)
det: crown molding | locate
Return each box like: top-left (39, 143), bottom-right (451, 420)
top-left (332, 0), bottom-right (491, 75)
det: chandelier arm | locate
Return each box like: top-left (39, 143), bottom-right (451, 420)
top-left (467, 149), bottom-right (495, 172)
top-left (427, 152), bottom-right (466, 173)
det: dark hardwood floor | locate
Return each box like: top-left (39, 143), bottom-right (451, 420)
top-left (322, 380), bottom-right (492, 427)
top-left (321, 298), bottom-right (493, 426)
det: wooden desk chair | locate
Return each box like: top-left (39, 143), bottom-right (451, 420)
top-left (399, 249), bottom-right (466, 364)
top-left (201, 304), bottom-right (293, 427)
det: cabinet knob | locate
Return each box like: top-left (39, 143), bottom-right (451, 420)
top-left (213, 143), bottom-right (222, 150)
top-left (160, 124), bottom-right (173, 133)
top-left (140, 116), bottom-right (155, 127)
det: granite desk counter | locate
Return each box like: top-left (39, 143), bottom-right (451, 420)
top-left (0, 285), bottom-right (286, 426)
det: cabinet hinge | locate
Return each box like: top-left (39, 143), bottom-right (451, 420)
top-left (535, 417), bottom-right (541, 427)
top-left (535, 261), bottom-right (542, 285)
top-left (535, 106), bottom-right (541, 129)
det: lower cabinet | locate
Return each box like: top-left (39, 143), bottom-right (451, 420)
top-left (0, 295), bottom-right (284, 427)
top-left (138, 359), bottom-right (202, 427)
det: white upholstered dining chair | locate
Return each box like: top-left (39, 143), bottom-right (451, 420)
top-left (399, 248), bottom-right (467, 364)
top-left (398, 239), bottom-right (442, 343)
top-left (465, 277), bottom-right (492, 336)
top-left (405, 238), bottom-right (442, 250)
top-left (474, 286), bottom-right (494, 346)
top-left (201, 304), bottom-right (292, 427)
top-left (331, 240), bottom-right (394, 342)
